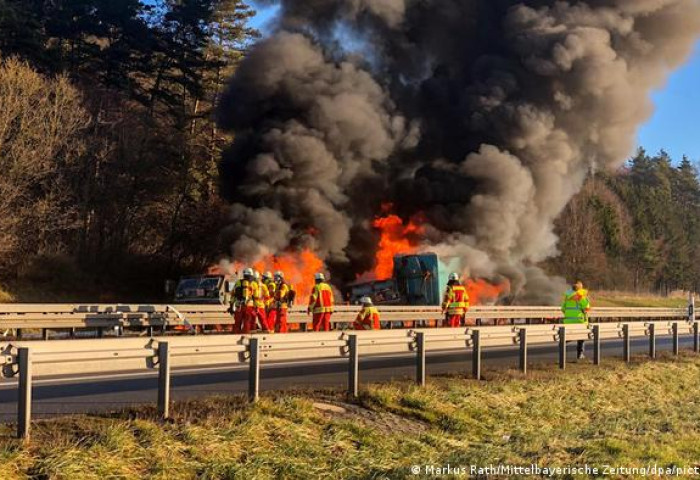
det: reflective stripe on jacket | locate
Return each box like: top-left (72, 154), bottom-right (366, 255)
top-left (309, 282), bottom-right (334, 314)
top-left (442, 285), bottom-right (470, 315)
top-left (561, 288), bottom-right (590, 324)
top-left (355, 306), bottom-right (380, 330)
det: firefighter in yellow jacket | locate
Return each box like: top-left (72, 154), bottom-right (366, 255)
top-left (253, 271), bottom-right (273, 333)
top-left (262, 271), bottom-right (277, 331)
top-left (561, 280), bottom-right (591, 360)
top-left (441, 273), bottom-right (470, 328)
top-left (354, 297), bottom-right (381, 330)
top-left (231, 268), bottom-right (257, 334)
top-left (308, 273), bottom-right (334, 331)
top-left (273, 271), bottom-right (295, 333)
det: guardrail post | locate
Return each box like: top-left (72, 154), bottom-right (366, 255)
top-left (147, 326), bottom-right (154, 337)
top-left (416, 332), bottom-right (426, 387)
top-left (472, 330), bottom-right (481, 380)
top-left (519, 328), bottom-right (527, 374)
top-left (689, 292), bottom-right (695, 323)
top-left (593, 325), bottom-right (601, 365)
top-left (348, 334), bottom-right (359, 397)
top-left (623, 324), bottom-right (630, 363)
top-left (649, 323), bottom-right (656, 359)
top-left (157, 342), bottom-right (170, 419)
top-left (69, 328), bottom-right (76, 339)
top-left (17, 347), bottom-right (32, 440)
top-left (41, 329), bottom-right (49, 341)
top-left (16, 328), bottom-right (22, 340)
top-left (558, 326), bottom-right (566, 370)
top-left (672, 322), bottom-right (679, 356)
top-left (249, 337), bottom-right (260, 402)
top-left (694, 322), bottom-right (699, 353)
top-left (97, 327), bottom-right (104, 338)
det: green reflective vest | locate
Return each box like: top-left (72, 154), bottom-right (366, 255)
top-left (561, 289), bottom-right (590, 324)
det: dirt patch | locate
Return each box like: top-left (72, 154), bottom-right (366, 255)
top-left (313, 401), bottom-right (429, 436)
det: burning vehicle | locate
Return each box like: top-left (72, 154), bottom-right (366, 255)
top-left (171, 274), bottom-right (234, 305)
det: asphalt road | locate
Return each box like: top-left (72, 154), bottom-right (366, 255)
top-left (0, 336), bottom-right (694, 422)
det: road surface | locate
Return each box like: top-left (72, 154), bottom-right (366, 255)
top-left (0, 336), bottom-right (693, 421)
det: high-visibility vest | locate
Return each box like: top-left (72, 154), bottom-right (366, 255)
top-left (561, 289), bottom-right (590, 324)
top-left (309, 282), bottom-right (334, 314)
top-left (442, 285), bottom-right (470, 315)
top-left (355, 306), bottom-right (380, 330)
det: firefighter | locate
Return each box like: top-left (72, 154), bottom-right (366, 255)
top-left (273, 271), bottom-right (295, 333)
top-left (441, 273), bottom-right (470, 328)
top-left (253, 270), bottom-right (272, 333)
top-left (562, 280), bottom-right (591, 360)
top-left (354, 297), bottom-right (380, 330)
top-left (263, 271), bottom-right (277, 330)
top-left (231, 268), bottom-right (257, 334)
top-left (307, 273), bottom-right (334, 332)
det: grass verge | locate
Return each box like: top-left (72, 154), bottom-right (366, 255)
top-left (1, 354), bottom-right (699, 479)
top-left (592, 291), bottom-right (688, 308)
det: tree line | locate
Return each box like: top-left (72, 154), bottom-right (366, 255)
top-left (0, 0), bottom-right (256, 299)
top-left (548, 149), bottom-right (700, 294)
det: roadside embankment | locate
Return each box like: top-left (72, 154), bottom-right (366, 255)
top-left (1, 354), bottom-right (699, 479)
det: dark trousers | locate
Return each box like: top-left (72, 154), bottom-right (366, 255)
top-left (577, 340), bottom-right (585, 356)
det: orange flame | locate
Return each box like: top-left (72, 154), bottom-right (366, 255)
top-left (207, 264), bottom-right (227, 275)
top-left (465, 278), bottom-right (510, 305)
top-left (251, 249), bottom-right (324, 301)
top-left (370, 211), bottom-right (425, 280)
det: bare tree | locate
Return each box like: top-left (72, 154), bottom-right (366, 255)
top-left (0, 58), bottom-right (89, 272)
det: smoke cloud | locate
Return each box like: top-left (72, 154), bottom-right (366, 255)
top-left (218, 0), bottom-right (700, 304)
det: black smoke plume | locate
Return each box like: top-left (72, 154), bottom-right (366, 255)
top-left (218, 0), bottom-right (700, 303)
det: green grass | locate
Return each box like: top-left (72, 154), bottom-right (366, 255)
top-left (592, 291), bottom-right (688, 308)
top-left (1, 354), bottom-right (699, 479)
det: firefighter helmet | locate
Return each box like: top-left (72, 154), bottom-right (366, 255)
top-left (263, 271), bottom-right (273, 281)
top-left (449, 273), bottom-right (460, 282)
top-left (243, 268), bottom-right (254, 278)
top-left (274, 271), bottom-right (284, 280)
top-left (314, 272), bottom-right (325, 282)
top-left (253, 270), bottom-right (261, 280)
top-left (360, 296), bottom-right (373, 306)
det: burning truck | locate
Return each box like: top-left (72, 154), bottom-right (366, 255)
top-left (348, 253), bottom-right (442, 306)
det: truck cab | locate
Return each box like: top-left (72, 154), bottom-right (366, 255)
top-left (173, 274), bottom-right (234, 305)
top-left (349, 253), bottom-right (442, 306)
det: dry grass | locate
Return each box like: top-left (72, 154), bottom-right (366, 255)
top-left (592, 290), bottom-right (689, 308)
top-left (1, 354), bottom-right (699, 479)
top-left (0, 284), bottom-right (14, 303)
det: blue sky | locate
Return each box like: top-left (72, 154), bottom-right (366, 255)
top-left (248, 3), bottom-right (700, 162)
top-left (638, 47), bottom-right (700, 162)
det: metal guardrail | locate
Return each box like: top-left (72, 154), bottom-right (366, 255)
top-left (0, 304), bottom-right (694, 338)
top-left (3, 315), bottom-right (700, 439)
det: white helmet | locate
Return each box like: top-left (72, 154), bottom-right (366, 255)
top-left (315, 272), bottom-right (325, 281)
top-left (449, 273), bottom-right (460, 282)
top-left (243, 267), bottom-right (254, 278)
top-left (274, 271), bottom-right (284, 281)
top-left (263, 271), bottom-right (273, 280)
top-left (360, 296), bottom-right (373, 306)
top-left (253, 270), bottom-right (261, 280)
